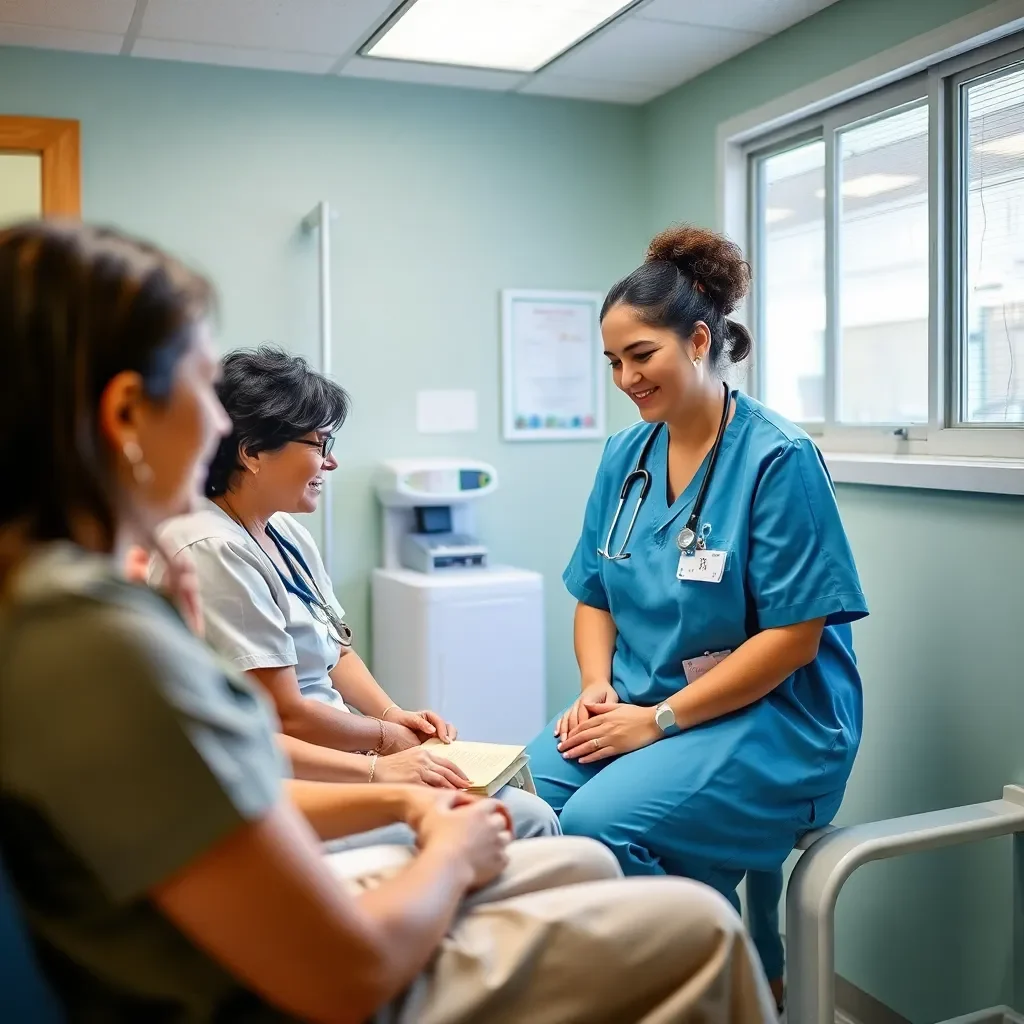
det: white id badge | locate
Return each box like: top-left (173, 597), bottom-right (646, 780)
top-left (682, 650), bottom-right (732, 683)
top-left (675, 549), bottom-right (726, 583)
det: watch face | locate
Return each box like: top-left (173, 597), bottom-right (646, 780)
top-left (655, 705), bottom-right (674, 731)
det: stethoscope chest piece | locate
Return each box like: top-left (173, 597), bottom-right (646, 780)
top-left (676, 527), bottom-right (697, 553)
top-left (335, 618), bottom-right (354, 647)
top-left (677, 521), bottom-right (712, 555)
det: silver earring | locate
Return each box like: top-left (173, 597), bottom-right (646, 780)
top-left (692, 356), bottom-right (702, 367)
top-left (123, 440), bottom-right (154, 485)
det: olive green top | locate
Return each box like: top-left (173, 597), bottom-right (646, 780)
top-left (0, 543), bottom-right (296, 1022)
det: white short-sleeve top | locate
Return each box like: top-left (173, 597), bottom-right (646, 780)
top-left (155, 501), bottom-right (348, 710)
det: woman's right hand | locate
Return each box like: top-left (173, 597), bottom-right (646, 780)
top-left (417, 797), bottom-right (512, 891)
top-left (374, 747), bottom-right (471, 789)
top-left (555, 680), bottom-right (619, 743)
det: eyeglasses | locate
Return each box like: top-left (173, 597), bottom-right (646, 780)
top-left (293, 435), bottom-right (335, 459)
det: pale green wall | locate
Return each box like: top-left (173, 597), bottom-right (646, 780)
top-left (0, 45), bottom-right (639, 714)
top-left (644, 0), bottom-right (1024, 1019)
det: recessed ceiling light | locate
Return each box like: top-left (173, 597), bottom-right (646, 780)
top-left (839, 173), bottom-right (919, 198)
top-left (364, 0), bottom-right (636, 73)
top-left (765, 208), bottom-right (794, 224)
top-left (978, 132), bottom-right (1024, 156)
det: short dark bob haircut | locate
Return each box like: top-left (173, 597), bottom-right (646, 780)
top-left (205, 345), bottom-right (350, 498)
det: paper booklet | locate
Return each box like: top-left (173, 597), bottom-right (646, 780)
top-left (422, 739), bottom-right (529, 796)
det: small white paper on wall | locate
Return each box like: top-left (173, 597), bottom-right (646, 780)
top-left (416, 389), bottom-right (478, 434)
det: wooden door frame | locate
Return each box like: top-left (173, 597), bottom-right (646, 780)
top-left (0, 116), bottom-right (81, 217)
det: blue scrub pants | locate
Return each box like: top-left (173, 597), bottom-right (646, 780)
top-left (527, 714), bottom-right (845, 982)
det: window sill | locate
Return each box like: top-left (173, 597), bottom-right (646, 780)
top-left (823, 451), bottom-right (1024, 496)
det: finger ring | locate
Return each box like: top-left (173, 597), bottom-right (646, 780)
top-left (591, 738), bottom-right (600, 751)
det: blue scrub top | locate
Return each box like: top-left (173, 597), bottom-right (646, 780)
top-left (564, 391), bottom-right (869, 782)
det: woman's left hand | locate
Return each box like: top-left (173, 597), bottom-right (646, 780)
top-left (387, 707), bottom-right (458, 744)
top-left (559, 702), bottom-right (661, 763)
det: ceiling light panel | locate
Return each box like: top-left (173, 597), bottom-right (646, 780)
top-left (365, 0), bottom-right (635, 73)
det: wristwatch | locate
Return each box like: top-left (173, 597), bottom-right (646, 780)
top-left (654, 702), bottom-right (679, 736)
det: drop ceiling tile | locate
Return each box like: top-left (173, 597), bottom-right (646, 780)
top-left (132, 37), bottom-right (336, 73)
top-left (340, 55), bottom-right (523, 92)
top-left (0, 0), bottom-right (135, 34)
top-left (0, 0), bottom-right (843, 104)
top-left (549, 15), bottom-right (766, 88)
top-left (0, 22), bottom-right (122, 54)
top-left (141, 0), bottom-right (393, 57)
top-left (520, 73), bottom-right (659, 104)
top-left (637, 0), bottom-right (840, 35)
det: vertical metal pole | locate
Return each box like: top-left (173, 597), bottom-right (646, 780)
top-left (302, 201), bottom-right (334, 579)
top-left (1014, 830), bottom-right (1024, 1012)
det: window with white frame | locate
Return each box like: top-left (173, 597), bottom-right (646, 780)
top-left (745, 34), bottom-right (1024, 462)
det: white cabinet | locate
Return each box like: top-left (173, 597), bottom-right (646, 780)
top-left (371, 567), bottom-right (545, 745)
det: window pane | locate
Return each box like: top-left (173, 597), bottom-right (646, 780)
top-left (963, 61), bottom-right (1024, 424)
top-left (759, 140), bottom-right (826, 422)
top-left (837, 104), bottom-right (929, 424)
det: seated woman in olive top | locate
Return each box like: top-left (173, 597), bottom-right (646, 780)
top-left (0, 221), bottom-right (777, 1024)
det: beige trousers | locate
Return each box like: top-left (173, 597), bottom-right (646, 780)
top-left (325, 836), bottom-right (777, 1024)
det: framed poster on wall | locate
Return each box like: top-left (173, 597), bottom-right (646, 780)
top-left (501, 289), bottom-right (606, 442)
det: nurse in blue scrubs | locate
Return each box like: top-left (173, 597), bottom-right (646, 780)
top-left (526, 225), bottom-right (868, 1006)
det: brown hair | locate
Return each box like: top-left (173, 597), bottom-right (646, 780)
top-left (0, 221), bottom-right (215, 553)
top-left (602, 224), bottom-right (752, 367)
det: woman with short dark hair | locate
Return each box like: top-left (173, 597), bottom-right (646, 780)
top-left (204, 345), bottom-right (351, 501)
top-left (155, 345), bottom-right (561, 839)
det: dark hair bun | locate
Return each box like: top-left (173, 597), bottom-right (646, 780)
top-left (645, 225), bottom-right (750, 316)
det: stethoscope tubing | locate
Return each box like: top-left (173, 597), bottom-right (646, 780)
top-left (598, 383), bottom-right (732, 561)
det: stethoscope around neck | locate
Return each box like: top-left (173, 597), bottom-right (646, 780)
top-left (263, 524), bottom-right (353, 649)
top-left (222, 499), bottom-right (354, 649)
top-left (598, 381), bottom-right (733, 561)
